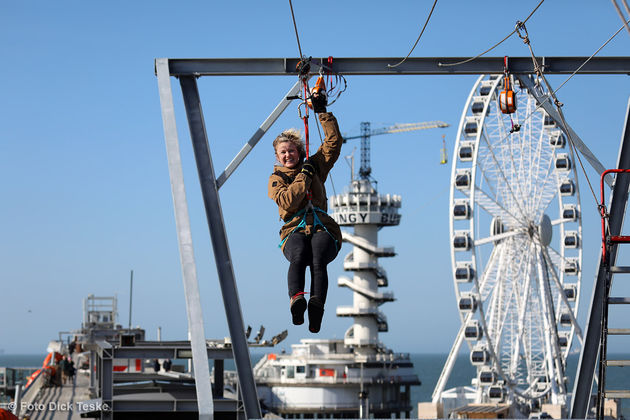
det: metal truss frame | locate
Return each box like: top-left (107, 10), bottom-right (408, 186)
top-left (155, 56), bottom-right (630, 419)
top-left (90, 340), bottom-right (236, 420)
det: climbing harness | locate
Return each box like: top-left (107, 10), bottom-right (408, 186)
top-left (278, 203), bottom-right (339, 252)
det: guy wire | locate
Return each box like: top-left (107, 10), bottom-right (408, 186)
top-left (550, 17), bottom-right (630, 97)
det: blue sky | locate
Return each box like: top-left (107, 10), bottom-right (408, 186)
top-left (1, 1), bottom-right (629, 356)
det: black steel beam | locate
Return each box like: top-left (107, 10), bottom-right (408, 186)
top-left (112, 346), bottom-right (232, 360)
top-left (162, 56), bottom-right (630, 76)
top-left (96, 340), bottom-right (233, 359)
top-left (571, 98), bottom-right (630, 418)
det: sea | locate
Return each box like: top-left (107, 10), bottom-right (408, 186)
top-left (2, 353), bottom-right (629, 418)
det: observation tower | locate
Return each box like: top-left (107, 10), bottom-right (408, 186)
top-left (329, 177), bottom-right (401, 354)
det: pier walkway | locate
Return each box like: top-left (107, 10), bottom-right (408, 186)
top-left (23, 372), bottom-right (90, 420)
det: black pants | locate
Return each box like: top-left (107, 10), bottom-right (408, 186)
top-left (283, 231), bottom-right (337, 305)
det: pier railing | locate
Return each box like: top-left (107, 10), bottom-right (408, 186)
top-left (16, 368), bottom-right (46, 417)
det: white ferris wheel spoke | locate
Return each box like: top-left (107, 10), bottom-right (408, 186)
top-left (541, 247), bottom-right (584, 342)
top-left (504, 239), bottom-right (538, 378)
top-left (491, 246), bottom-right (515, 362)
top-left (527, 104), bottom-right (546, 215)
top-left (474, 244), bottom-right (512, 385)
top-left (530, 141), bottom-right (558, 217)
top-left (486, 238), bottom-right (530, 377)
top-left (477, 245), bottom-right (501, 302)
top-left (550, 218), bottom-right (572, 226)
top-left (475, 158), bottom-right (500, 199)
top-left (511, 242), bottom-right (535, 376)
top-left (537, 247), bottom-right (567, 401)
top-left (499, 107), bottom-right (534, 218)
top-left (504, 123), bottom-right (531, 216)
top-left (547, 245), bottom-right (575, 268)
top-left (471, 186), bottom-right (527, 229)
top-left (479, 129), bottom-right (529, 221)
top-left (474, 228), bottom-right (526, 246)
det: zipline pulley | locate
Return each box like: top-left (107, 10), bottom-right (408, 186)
top-left (499, 56), bottom-right (517, 115)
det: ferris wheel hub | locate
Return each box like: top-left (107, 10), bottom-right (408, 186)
top-left (538, 214), bottom-right (552, 246)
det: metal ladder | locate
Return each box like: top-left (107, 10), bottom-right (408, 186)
top-left (596, 169), bottom-right (630, 420)
top-left (570, 99), bottom-right (630, 419)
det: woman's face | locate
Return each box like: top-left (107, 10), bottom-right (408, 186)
top-left (275, 141), bottom-right (300, 169)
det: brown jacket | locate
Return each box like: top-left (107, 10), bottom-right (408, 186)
top-left (268, 112), bottom-right (343, 251)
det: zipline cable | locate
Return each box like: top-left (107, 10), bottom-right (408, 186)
top-left (288, 0), bottom-right (304, 59)
top-left (439, 0), bottom-right (545, 67)
top-left (388, 0), bottom-right (438, 68)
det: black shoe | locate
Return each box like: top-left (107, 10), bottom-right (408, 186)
top-left (308, 297), bottom-right (324, 333)
top-left (290, 295), bottom-right (307, 325)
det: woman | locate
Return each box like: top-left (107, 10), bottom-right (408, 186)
top-left (268, 95), bottom-right (343, 333)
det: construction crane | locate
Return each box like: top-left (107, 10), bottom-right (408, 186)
top-left (343, 121), bottom-right (450, 179)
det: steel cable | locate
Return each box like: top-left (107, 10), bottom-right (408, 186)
top-left (288, 0), bottom-right (303, 59)
top-left (439, 0), bottom-right (545, 67)
top-left (611, 0), bottom-right (630, 37)
top-left (388, 0), bottom-right (439, 68)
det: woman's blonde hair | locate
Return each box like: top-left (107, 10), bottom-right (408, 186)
top-left (273, 128), bottom-right (305, 160)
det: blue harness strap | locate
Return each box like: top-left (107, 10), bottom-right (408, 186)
top-left (279, 205), bottom-right (339, 251)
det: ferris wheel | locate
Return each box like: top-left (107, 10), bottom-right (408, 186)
top-left (435, 74), bottom-right (583, 412)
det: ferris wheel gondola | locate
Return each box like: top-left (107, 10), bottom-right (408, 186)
top-left (435, 74), bottom-right (583, 413)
